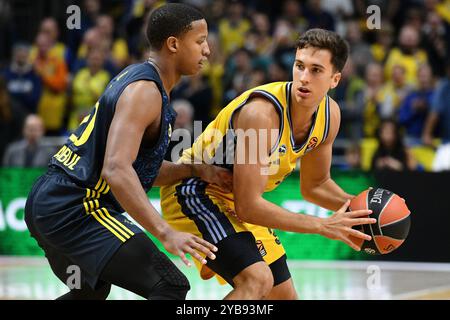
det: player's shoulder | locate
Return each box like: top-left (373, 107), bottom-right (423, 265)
top-left (327, 95), bottom-right (341, 122)
top-left (235, 96), bottom-right (280, 130)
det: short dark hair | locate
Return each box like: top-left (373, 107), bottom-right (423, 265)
top-left (146, 3), bottom-right (205, 50)
top-left (296, 29), bottom-right (349, 72)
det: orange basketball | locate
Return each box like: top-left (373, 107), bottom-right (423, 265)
top-left (349, 188), bottom-right (411, 255)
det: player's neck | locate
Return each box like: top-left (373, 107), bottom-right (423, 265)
top-left (290, 94), bottom-right (322, 128)
top-left (147, 54), bottom-right (181, 94)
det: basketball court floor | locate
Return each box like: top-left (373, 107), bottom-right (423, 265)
top-left (1, 257), bottom-right (449, 300)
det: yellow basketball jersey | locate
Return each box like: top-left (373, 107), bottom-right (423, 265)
top-left (180, 81), bottom-right (330, 193)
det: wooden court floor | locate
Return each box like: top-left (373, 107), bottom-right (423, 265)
top-left (1, 257), bottom-right (449, 300)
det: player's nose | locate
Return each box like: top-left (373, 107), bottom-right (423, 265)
top-left (203, 42), bottom-right (210, 57)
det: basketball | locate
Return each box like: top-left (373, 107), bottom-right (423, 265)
top-left (349, 188), bottom-right (411, 255)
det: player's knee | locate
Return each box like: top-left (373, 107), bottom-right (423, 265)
top-left (147, 275), bottom-right (190, 300)
top-left (234, 263), bottom-right (274, 299)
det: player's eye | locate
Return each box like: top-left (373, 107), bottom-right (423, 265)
top-left (313, 68), bottom-right (322, 73)
top-left (296, 64), bottom-right (304, 70)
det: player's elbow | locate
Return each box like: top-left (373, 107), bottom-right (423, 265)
top-left (235, 199), bottom-right (251, 222)
top-left (235, 197), bottom-right (260, 224)
top-left (101, 160), bottom-right (126, 187)
top-left (300, 184), bottom-right (316, 203)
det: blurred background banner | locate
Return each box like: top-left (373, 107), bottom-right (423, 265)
top-left (2, 168), bottom-right (449, 262)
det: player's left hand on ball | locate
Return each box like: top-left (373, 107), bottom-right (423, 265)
top-left (320, 200), bottom-right (376, 251)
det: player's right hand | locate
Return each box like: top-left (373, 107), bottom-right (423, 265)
top-left (320, 200), bottom-right (376, 251)
top-left (160, 229), bottom-right (218, 267)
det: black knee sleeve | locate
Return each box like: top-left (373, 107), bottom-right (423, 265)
top-left (56, 282), bottom-right (111, 300)
top-left (146, 250), bottom-right (190, 300)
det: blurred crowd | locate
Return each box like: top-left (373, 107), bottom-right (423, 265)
top-left (0, 0), bottom-right (449, 172)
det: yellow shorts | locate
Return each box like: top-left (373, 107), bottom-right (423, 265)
top-left (160, 177), bottom-right (287, 285)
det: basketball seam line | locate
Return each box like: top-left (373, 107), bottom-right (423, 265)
top-left (377, 193), bottom-right (395, 236)
top-left (380, 213), bottom-right (411, 228)
top-left (366, 190), bottom-right (380, 253)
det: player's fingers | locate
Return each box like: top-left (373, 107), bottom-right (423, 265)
top-left (185, 247), bottom-right (207, 265)
top-left (178, 252), bottom-right (192, 267)
top-left (347, 209), bottom-right (372, 218)
top-left (193, 236), bottom-right (218, 252)
top-left (338, 199), bottom-right (351, 213)
top-left (347, 227), bottom-right (372, 241)
top-left (341, 237), bottom-right (361, 251)
top-left (348, 217), bottom-right (377, 226)
top-left (189, 241), bottom-right (216, 260)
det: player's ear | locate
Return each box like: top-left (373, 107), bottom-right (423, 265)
top-left (330, 71), bottom-right (341, 89)
top-left (166, 36), bottom-right (178, 53)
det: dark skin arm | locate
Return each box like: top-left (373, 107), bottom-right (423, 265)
top-left (101, 80), bottom-right (217, 266)
top-left (232, 98), bottom-right (375, 251)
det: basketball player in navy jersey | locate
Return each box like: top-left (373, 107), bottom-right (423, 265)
top-left (24, 4), bottom-right (231, 300)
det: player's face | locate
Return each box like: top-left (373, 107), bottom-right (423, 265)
top-left (292, 47), bottom-right (341, 107)
top-left (177, 19), bottom-right (210, 75)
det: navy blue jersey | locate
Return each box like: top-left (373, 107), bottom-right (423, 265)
top-left (50, 61), bottom-right (176, 193)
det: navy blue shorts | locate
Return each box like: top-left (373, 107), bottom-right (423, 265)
top-left (24, 167), bottom-right (143, 289)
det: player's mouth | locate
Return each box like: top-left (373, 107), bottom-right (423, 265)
top-left (297, 87), bottom-right (311, 98)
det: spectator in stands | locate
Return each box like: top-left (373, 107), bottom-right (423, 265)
top-left (0, 76), bottom-right (26, 163)
top-left (30, 17), bottom-right (73, 70)
top-left (399, 64), bottom-right (435, 146)
top-left (422, 11), bottom-right (448, 78)
top-left (73, 28), bottom-right (118, 76)
top-left (359, 62), bottom-right (384, 137)
top-left (345, 20), bottom-right (374, 77)
top-left (223, 48), bottom-right (254, 104)
top-left (330, 57), bottom-right (365, 139)
top-left (340, 143), bottom-right (362, 171)
top-left (371, 119), bottom-right (417, 171)
top-left (95, 15), bottom-right (129, 69)
top-left (33, 33), bottom-right (68, 135)
top-left (422, 60), bottom-right (450, 145)
top-left (384, 25), bottom-right (428, 86)
top-left (165, 99), bottom-right (195, 162)
top-left (68, 47), bottom-right (110, 131)
top-left (172, 72), bottom-right (214, 127)
top-left (67, 0), bottom-right (102, 55)
top-left (279, 0), bottom-right (308, 36)
top-left (245, 12), bottom-right (274, 59)
top-left (201, 32), bottom-right (225, 117)
top-left (304, 0), bottom-right (335, 31)
top-left (370, 22), bottom-right (394, 63)
top-left (2, 43), bottom-right (42, 114)
top-left (219, 0), bottom-right (251, 55)
top-left (2, 114), bottom-right (56, 167)
top-left (271, 18), bottom-right (296, 72)
top-left (378, 64), bottom-right (411, 119)
top-left (267, 61), bottom-right (289, 83)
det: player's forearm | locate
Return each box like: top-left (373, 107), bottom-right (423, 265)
top-left (302, 178), bottom-right (353, 211)
top-left (102, 166), bottom-right (172, 240)
top-left (153, 161), bottom-right (194, 186)
top-left (236, 196), bottom-right (323, 234)
top-left (153, 161), bottom-right (215, 186)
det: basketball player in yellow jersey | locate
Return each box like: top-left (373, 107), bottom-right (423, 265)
top-left (160, 29), bottom-right (376, 299)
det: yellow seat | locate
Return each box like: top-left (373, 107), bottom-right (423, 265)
top-left (410, 146), bottom-right (436, 171)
